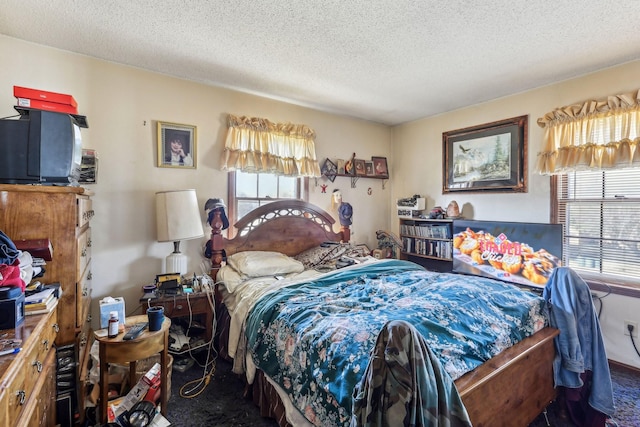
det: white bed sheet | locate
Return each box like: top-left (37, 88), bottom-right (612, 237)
top-left (220, 267), bottom-right (324, 359)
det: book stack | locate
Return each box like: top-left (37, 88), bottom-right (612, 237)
top-left (24, 287), bottom-right (58, 315)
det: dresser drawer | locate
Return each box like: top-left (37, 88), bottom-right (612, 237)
top-left (21, 349), bottom-right (57, 427)
top-left (21, 311), bottom-right (58, 412)
top-left (77, 262), bottom-right (92, 327)
top-left (153, 294), bottom-right (210, 317)
top-left (5, 362), bottom-right (28, 426)
top-left (77, 308), bottom-right (92, 364)
top-left (77, 196), bottom-right (94, 228)
top-left (39, 309), bottom-right (59, 360)
top-left (76, 227), bottom-right (92, 282)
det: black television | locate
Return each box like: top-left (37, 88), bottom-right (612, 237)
top-left (452, 219), bottom-right (563, 288)
top-left (0, 108), bottom-right (85, 185)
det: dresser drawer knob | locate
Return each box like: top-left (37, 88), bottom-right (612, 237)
top-left (53, 323), bottom-right (60, 333)
top-left (32, 360), bottom-right (43, 373)
top-left (42, 339), bottom-right (49, 351)
top-left (88, 271), bottom-right (93, 280)
top-left (16, 390), bottom-right (26, 405)
top-left (88, 237), bottom-right (93, 247)
top-left (81, 247), bottom-right (87, 257)
top-left (87, 314), bottom-right (92, 322)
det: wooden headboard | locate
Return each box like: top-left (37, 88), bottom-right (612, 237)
top-left (208, 200), bottom-right (349, 280)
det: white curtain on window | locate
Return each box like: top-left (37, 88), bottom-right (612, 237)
top-left (536, 89), bottom-right (640, 174)
top-left (221, 114), bottom-right (321, 177)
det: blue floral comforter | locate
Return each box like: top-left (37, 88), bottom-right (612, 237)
top-left (245, 259), bottom-right (548, 427)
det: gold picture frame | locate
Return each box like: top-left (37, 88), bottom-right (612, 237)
top-left (157, 121), bottom-right (197, 168)
top-left (354, 158), bottom-right (367, 176)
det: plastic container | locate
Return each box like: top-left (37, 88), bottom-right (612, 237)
top-left (108, 311), bottom-right (119, 338)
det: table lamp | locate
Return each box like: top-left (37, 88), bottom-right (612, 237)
top-left (156, 189), bottom-right (204, 275)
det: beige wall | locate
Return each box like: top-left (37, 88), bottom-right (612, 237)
top-left (0, 35), bottom-right (392, 327)
top-left (393, 60), bottom-right (640, 368)
top-left (2, 34), bottom-right (639, 368)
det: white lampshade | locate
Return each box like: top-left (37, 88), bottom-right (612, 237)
top-left (156, 189), bottom-right (204, 275)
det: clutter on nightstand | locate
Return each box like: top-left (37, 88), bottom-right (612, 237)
top-left (99, 296), bottom-right (126, 331)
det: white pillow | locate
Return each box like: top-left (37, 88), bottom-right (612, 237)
top-left (217, 265), bottom-right (244, 293)
top-left (226, 251), bottom-right (304, 278)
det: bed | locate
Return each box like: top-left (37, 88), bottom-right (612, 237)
top-left (208, 200), bottom-right (558, 427)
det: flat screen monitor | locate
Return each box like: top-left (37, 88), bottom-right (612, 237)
top-left (452, 219), bottom-right (563, 288)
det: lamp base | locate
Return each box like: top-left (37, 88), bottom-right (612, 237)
top-left (165, 252), bottom-right (187, 276)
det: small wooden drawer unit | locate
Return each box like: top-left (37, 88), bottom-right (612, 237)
top-left (0, 310), bottom-right (59, 426)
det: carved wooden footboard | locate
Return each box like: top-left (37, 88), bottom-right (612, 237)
top-left (241, 326), bottom-right (558, 427)
top-left (456, 327), bottom-right (559, 426)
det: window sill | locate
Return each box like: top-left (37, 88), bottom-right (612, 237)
top-left (586, 279), bottom-right (640, 299)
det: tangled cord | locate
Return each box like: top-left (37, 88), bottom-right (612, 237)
top-left (179, 284), bottom-right (218, 398)
top-left (628, 325), bottom-right (640, 359)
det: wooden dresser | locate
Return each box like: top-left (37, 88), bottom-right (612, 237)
top-left (0, 184), bottom-right (94, 423)
top-left (0, 310), bottom-right (59, 426)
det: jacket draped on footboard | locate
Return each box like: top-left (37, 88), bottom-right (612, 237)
top-left (351, 320), bottom-right (472, 427)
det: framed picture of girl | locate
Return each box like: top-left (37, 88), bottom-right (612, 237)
top-left (158, 121), bottom-right (197, 169)
top-left (372, 156), bottom-right (388, 178)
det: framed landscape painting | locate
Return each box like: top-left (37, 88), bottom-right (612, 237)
top-left (442, 115), bottom-right (527, 193)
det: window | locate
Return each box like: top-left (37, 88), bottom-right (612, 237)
top-left (228, 170), bottom-right (308, 234)
top-left (553, 169), bottom-right (640, 287)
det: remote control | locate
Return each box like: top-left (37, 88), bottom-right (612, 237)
top-left (122, 322), bottom-right (148, 340)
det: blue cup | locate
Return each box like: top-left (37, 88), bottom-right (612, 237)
top-left (147, 306), bottom-right (164, 331)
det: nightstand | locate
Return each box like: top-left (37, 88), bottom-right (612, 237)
top-left (142, 291), bottom-right (215, 352)
top-left (94, 314), bottom-right (170, 424)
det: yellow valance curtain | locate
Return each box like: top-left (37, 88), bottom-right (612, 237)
top-left (221, 114), bottom-right (321, 177)
top-left (536, 89), bottom-right (640, 175)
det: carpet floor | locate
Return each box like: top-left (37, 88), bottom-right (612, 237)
top-left (167, 355), bottom-right (640, 427)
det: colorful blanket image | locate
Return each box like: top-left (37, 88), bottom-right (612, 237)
top-left (245, 260), bottom-right (547, 427)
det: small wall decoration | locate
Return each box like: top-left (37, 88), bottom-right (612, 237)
top-left (372, 156), bottom-right (389, 178)
top-left (157, 121), bottom-right (197, 168)
top-left (443, 115), bottom-right (528, 193)
top-left (354, 159), bottom-right (366, 176)
top-left (343, 153), bottom-right (357, 176)
top-left (365, 161), bottom-right (374, 176)
top-left (336, 159), bottom-right (345, 175)
top-left (321, 158), bottom-right (337, 182)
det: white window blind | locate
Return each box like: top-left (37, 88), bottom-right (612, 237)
top-left (556, 168), bottom-right (640, 284)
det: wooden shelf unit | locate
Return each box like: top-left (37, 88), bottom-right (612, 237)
top-left (399, 217), bottom-right (453, 272)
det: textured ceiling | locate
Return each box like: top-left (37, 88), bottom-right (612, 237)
top-left (1, 1), bottom-right (640, 125)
